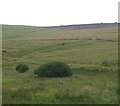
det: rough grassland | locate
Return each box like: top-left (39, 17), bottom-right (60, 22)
top-left (2, 24), bottom-right (118, 104)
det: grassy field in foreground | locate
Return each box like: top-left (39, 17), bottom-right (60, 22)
top-left (2, 24), bottom-right (118, 104)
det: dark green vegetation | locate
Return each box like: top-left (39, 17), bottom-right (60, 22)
top-left (16, 64), bottom-right (29, 73)
top-left (2, 23), bottom-right (118, 104)
top-left (34, 61), bottom-right (72, 77)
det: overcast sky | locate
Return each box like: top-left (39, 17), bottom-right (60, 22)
top-left (0, 0), bottom-right (119, 26)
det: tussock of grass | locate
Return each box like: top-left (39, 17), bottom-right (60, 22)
top-left (3, 88), bottom-right (32, 104)
top-left (32, 93), bottom-right (58, 104)
top-left (102, 60), bottom-right (118, 67)
top-left (73, 65), bottom-right (113, 74)
top-left (55, 91), bottom-right (94, 104)
top-left (54, 90), bottom-right (101, 104)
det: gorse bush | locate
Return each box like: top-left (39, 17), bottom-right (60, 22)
top-left (34, 61), bottom-right (72, 77)
top-left (16, 64), bottom-right (29, 73)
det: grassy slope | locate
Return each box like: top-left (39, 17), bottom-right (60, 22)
top-left (2, 24), bottom-right (118, 104)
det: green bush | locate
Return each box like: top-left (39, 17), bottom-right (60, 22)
top-left (34, 61), bottom-right (72, 77)
top-left (16, 64), bottom-right (29, 73)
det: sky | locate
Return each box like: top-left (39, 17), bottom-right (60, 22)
top-left (0, 0), bottom-right (119, 26)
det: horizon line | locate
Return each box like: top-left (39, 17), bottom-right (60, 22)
top-left (1, 22), bottom-right (118, 27)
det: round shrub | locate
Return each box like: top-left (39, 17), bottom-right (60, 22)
top-left (34, 61), bottom-right (72, 77)
top-left (16, 64), bottom-right (29, 73)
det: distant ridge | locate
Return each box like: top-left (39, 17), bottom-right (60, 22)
top-left (2, 23), bottom-right (118, 29)
top-left (41, 23), bottom-right (118, 29)
top-left (56, 23), bottom-right (118, 29)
